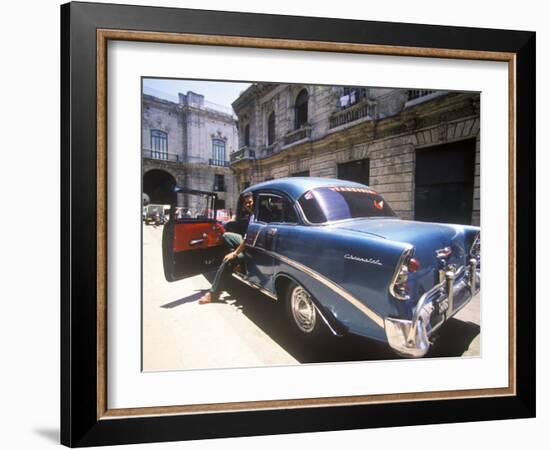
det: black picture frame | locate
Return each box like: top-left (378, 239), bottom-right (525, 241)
top-left (61, 1), bottom-right (535, 447)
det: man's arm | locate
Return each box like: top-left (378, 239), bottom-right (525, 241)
top-left (223, 237), bottom-right (246, 262)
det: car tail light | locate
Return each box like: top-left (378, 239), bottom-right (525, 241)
top-left (408, 258), bottom-right (421, 273)
top-left (390, 248), bottom-right (415, 301)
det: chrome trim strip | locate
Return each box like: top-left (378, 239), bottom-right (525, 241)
top-left (251, 227), bottom-right (261, 247)
top-left (231, 271), bottom-right (278, 301)
top-left (311, 303), bottom-right (344, 337)
top-left (247, 244), bottom-right (385, 328)
top-left (388, 246), bottom-right (414, 301)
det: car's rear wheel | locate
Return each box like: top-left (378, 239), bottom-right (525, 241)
top-left (285, 281), bottom-right (326, 339)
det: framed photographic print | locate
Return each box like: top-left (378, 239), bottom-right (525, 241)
top-left (61, 1), bottom-right (535, 447)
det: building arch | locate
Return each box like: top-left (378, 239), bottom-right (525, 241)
top-left (143, 169), bottom-right (176, 205)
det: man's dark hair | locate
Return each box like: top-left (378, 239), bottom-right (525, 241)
top-left (242, 191), bottom-right (253, 200)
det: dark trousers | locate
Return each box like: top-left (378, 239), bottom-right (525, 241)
top-left (209, 232), bottom-right (244, 294)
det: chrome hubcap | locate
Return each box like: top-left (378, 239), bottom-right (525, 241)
top-left (290, 286), bottom-right (316, 333)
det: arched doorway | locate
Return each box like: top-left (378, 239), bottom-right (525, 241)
top-left (143, 169), bottom-right (176, 205)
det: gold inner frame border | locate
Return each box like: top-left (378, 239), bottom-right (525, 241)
top-left (96, 28), bottom-right (517, 420)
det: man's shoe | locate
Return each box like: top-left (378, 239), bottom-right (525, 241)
top-left (198, 292), bottom-right (218, 304)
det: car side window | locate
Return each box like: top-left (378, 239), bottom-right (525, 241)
top-left (257, 194), bottom-right (298, 224)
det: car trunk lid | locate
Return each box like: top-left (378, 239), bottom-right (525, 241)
top-left (330, 218), bottom-right (469, 268)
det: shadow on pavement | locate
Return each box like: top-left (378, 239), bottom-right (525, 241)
top-left (160, 290), bottom-right (208, 309)
top-left (223, 278), bottom-right (399, 364)
top-left (222, 277), bottom-right (480, 364)
top-left (161, 269), bottom-right (480, 363)
top-left (160, 271), bottom-right (217, 309)
top-left (427, 319), bottom-right (480, 357)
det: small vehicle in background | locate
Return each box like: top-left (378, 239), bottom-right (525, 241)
top-left (216, 209), bottom-right (232, 223)
top-left (143, 204), bottom-right (170, 226)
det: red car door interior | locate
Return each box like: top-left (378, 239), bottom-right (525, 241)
top-left (162, 218), bottom-right (226, 281)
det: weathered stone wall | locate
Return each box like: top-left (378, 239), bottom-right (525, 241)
top-left (184, 108), bottom-right (239, 163)
top-left (142, 93), bottom-right (240, 211)
top-left (143, 160), bottom-right (237, 213)
top-left (142, 97), bottom-right (184, 158)
top-left (232, 87), bottom-right (480, 225)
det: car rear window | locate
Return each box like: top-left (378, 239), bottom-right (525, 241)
top-left (298, 186), bottom-right (396, 224)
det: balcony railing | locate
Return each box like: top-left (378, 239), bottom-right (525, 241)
top-left (283, 125), bottom-right (312, 146)
top-left (407, 90), bottom-right (436, 101)
top-left (142, 149), bottom-right (182, 162)
top-left (329, 100), bottom-right (372, 129)
top-left (209, 159), bottom-right (230, 167)
top-left (260, 143), bottom-right (277, 158)
top-left (230, 146), bottom-right (256, 163)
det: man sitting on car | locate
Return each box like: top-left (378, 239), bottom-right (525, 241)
top-left (198, 191), bottom-right (254, 304)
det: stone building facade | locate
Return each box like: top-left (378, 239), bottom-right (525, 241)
top-left (142, 91), bottom-right (239, 214)
top-left (231, 84), bottom-right (480, 225)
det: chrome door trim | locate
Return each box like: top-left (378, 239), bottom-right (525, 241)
top-left (231, 271), bottom-right (278, 301)
top-left (247, 245), bottom-right (384, 328)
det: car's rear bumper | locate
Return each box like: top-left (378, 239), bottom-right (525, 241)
top-left (384, 258), bottom-right (480, 358)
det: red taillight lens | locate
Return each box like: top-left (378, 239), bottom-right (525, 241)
top-left (408, 258), bottom-right (420, 273)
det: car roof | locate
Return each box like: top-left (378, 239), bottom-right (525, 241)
top-left (242, 177), bottom-right (370, 201)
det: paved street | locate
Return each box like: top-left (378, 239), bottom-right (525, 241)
top-left (142, 225), bottom-right (480, 371)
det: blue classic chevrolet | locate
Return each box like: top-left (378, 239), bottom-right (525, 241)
top-left (163, 178), bottom-right (480, 358)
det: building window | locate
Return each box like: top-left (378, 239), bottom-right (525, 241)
top-left (291, 170), bottom-right (310, 177)
top-left (151, 130), bottom-right (168, 160)
top-left (340, 87), bottom-right (367, 109)
top-left (244, 124), bottom-right (250, 147)
top-left (267, 112), bottom-right (275, 145)
top-left (337, 159), bottom-right (370, 186)
top-left (214, 174), bottom-right (226, 192)
top-left (294, 89), bottom-right (309, 129)
top-left (211, 139), bottom-right (226, 166)
top-left (407, 90), bottom-right (436, 101)
top-left (257, 194), bottom-right (298, 224)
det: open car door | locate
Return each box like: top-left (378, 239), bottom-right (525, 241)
top-left (162, 188), bottom-right (226, 281)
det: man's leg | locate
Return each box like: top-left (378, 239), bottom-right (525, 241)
top-left (209, 259), bottom-right (231, 294)
top-left (199, 232), bottom-right (243, 304)
top-left (222, 232), bottom-right (243, 252)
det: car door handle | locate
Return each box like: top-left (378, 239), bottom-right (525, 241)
top-left (189, 239), bottom-right (205, 246)
top-left (267, 228), bottom-right (278, 236)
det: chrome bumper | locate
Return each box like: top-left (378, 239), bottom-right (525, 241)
top-left (384, 258), bottom-right (480, 358)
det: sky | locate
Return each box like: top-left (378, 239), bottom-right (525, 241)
top-left (143, 78), bottom-right (251, 115)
